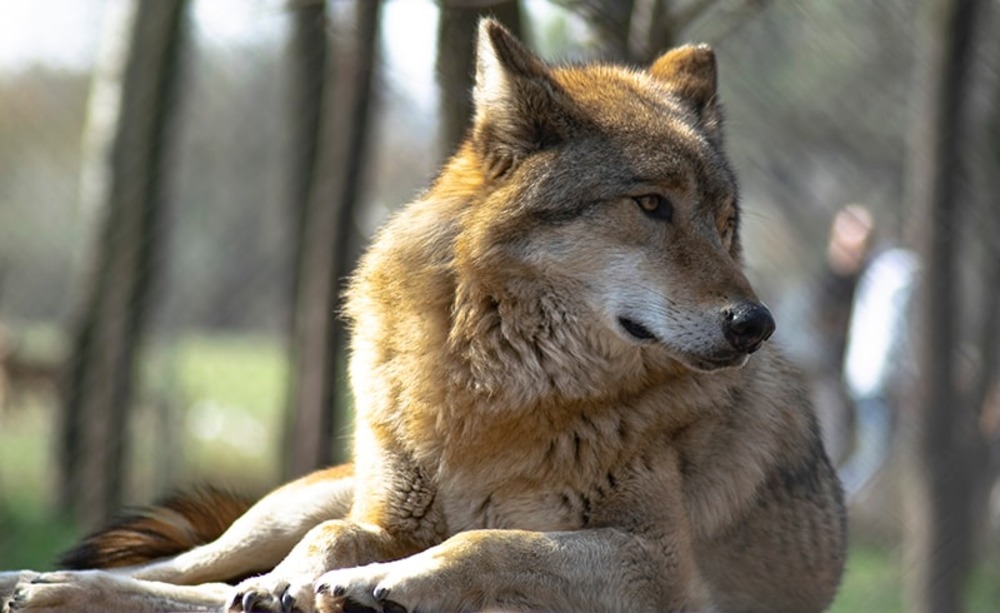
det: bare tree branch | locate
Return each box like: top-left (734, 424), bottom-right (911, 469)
top-left (696, 0), bottom-right (775, 45)
top-left (628, 0), bottom-right (672, 61)
top-left (670, 0), bottom-right (725, 33)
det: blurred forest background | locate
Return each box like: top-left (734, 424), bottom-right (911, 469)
top-left (0, 0), bottom-right (998, 611)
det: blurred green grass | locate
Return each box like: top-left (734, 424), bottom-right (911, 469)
top-left (0, 330), bottom-right (289, 569)
top-left (829, 541), bottom-right (904, 613)
top-left (830, 539), bottom-right (1000, 612)
top-left (141, 333), bottom-right (289, 487)
top-left (0, 331), bottom-right (997, 611)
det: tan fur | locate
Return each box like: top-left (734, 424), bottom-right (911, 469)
top-left (2, 21), bottom-right (845, 613)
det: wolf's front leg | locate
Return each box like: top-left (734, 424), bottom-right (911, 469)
top-left (225, 519), bottom-right (421, 613)
top-left (312, 527), bottom-right (703, 613)
top-left (3, 570), bottom-right (230, 613)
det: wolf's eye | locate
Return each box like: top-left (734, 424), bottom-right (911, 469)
top-left (633, 194), bottom-right (673, 222)
top-left (721, 213), bottom-right (737, 241)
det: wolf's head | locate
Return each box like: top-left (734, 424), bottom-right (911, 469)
top-left (445, 21), bottom-right (774, 374)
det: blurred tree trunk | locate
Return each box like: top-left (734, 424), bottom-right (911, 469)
top-left (436, 0), bottom-right (522, 159)
top-left (282, 0), bottom-right (330, 478)
top-left (284, 0), bottom-right (383, 478)
top-left (60, 0), bottom-right (188, 528)
top-left (285, 1), bottom-right (328, 325)
top-left (965, 0), bottom-right (1000, 562)
top-left (902, 0), bottom-right (986, 611)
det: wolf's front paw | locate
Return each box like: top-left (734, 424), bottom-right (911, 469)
top-left (228, 574), bottom-right (317, 613)
top-left (312, 563), bottom-right (398, 613)
top-left (4, 571), bottom-right (90, 612)
top-left (1, 572), bottom-right (38, 609)
top-left (313, 556), bottom-right (465, 613)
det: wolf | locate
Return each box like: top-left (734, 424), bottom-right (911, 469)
top-left (2, 20), bottom-right (846, 613)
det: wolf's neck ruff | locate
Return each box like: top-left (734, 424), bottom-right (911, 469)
top-left (448, 273), bottom-right (652, 408)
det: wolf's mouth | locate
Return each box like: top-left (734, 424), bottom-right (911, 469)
top-left (685, 352), bottom-right (750, 372)
top-left (618, 317), bottom-right (658, 342)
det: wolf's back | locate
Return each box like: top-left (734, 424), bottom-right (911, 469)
top-left (59, 487), bottom-right (252, 571)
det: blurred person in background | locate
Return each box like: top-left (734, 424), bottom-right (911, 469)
top-left (791, 205), bottom-right (876, 468)
top-left (782, 203), bottom-right (919, 499)
top-left (839, 240), bottom-right (920, 497)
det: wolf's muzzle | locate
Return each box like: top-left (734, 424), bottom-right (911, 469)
top-left (722, 302), bottom-right (775, 354)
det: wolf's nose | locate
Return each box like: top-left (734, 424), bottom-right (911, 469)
top-left (723, 302), bottom-right (775, 354)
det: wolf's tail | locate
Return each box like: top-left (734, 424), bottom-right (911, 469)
top-left (58, 487), bottom-right (253, 570)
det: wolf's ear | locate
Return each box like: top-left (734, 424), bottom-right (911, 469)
top-left (650, 44), bottom-right (722, 139)
top-left (472, 19), bottom-right (576, 174)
